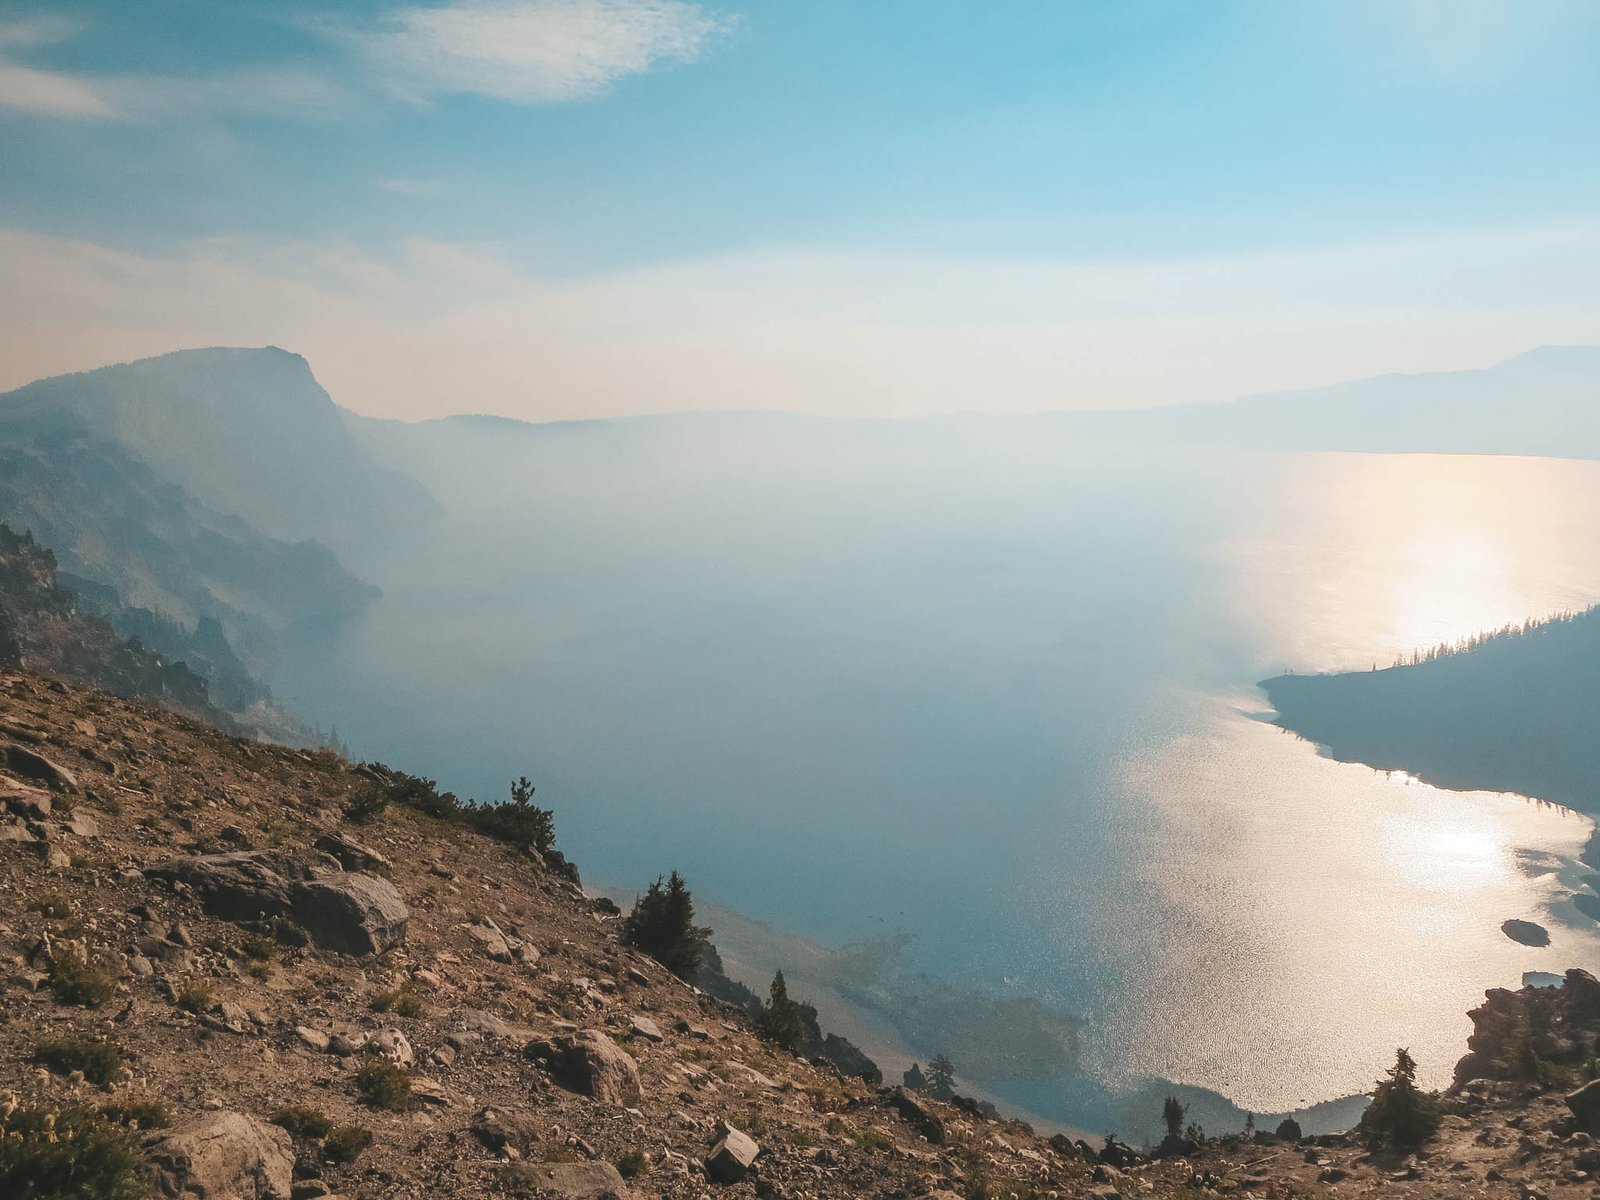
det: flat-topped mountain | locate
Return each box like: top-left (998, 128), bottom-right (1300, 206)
top-left (0, 348), bottom-right (442, 717)
top-left (0, 347), bottom-right (437, 554)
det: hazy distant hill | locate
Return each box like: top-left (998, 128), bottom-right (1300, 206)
top-left (0, 347), bottom-right (437, 552)
top-left (0, 347), bottom-right (441, 706)
top-left (1044, 345), bottom-right (1600, 458)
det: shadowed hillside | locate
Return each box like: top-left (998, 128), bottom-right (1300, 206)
top-left (1262, 608), bottom-right (1600, 816)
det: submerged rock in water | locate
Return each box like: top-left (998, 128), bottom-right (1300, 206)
top-left (1502, 918), bottom-right (1551, 947)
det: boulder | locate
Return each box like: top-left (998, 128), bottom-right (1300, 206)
top-left (288, 873), bottom-right (408, 956)
top-left (467, 920), bottom-right (514, 963)
top-left (1275, 1117), bottom-right (1303, 1141)
top-left (627, 1015), bottom-right (664, 1043)
top-left (471, 1106), bottom-right (543, 1155)
top-left (889, 1087), bottom-right (945, 1144)
top-left (705, 1127), bottom-right (760, 1183)
top-left (0, 743), bottom-right (77, 790)
top-left (1566, 969), bottom-right (1600, 1023)
top-left (526, 1031), bottom-right (641, 1106)
top-left (146, 1110), bottom-right (294, 1199)
top-left (145, 853), bottom-right (293, 923)
top-left (458, 1009), bottom-right (519, 1040)
top-left (500, 1163), bottom-right (634, 1200)
top-left (1568, 1079), bottom-right (1600, 1129)
top-left (145, 854), bottom-right (407, 957)
top-left (368, 1028), bottom-right (415, 1068)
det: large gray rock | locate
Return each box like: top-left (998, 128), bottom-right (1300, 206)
top-left (500, 1162), bottom-right (634, 1199)
top-left (525, 1030), bottom-right (641, 1106)
top-left (471, 1106), bottom-right (543, 1155)
top-left (145, 853), bottom-right (293, 923)
top-left (146, 1110), bottom-right (293, 1199)
top-left (289, 873), bottom-right (408, 955)
top-left (145, 853), bottom-right (407, 956)
top-left (705, 1126), bottom-right (760, 1183)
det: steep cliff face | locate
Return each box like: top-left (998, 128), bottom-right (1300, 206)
top-left (0, 348), bottom-right (435, 696)
top-left (0, 346), bottom-right (438, 554)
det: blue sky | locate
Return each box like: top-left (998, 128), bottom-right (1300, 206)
top-left (2, 1), bottom-right (1599, 418)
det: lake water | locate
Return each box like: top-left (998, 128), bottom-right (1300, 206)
top-left (276, 420), bottom-right (1600, 1134)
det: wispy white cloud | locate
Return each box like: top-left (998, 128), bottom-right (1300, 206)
top-left (0, 62), bottom-right (115, 118)
top-left (0, 1), bottom-right (732, 123)
top-left (333, 0), bottom-right (736, 103)
top-left (1, 224), bottom-right (1597, 421)
top-left (0, 17), bottom-right (114, 117)
top-left (0, 15), bottom-right (83, 52)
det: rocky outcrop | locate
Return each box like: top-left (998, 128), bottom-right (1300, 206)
top-left (289, 872), bottom-right (408, 956)
top-left (145, 851), bottom-right (407, 956)
top-left (0, 742), bottom-right (77, 791)
top-left (146, 852), bottom-right (293, 923)
top-left (146, 1110), bottom-right (294, 1199)
top-left (526, 1031), bottom-right (641, 1106)
top-left (890, 1087), bottom-right (946, 1144)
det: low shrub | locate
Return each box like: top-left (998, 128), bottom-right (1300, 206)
top-left (361, 766), bottom-right (581, 883)
top-left (323, 1125), bottom-right (374, 1164)
top-left (371, 983), bottom-right (425, 1018)
top-left (35, 1037), bottom-right (124, 1086)
top-left (238, 935), bottom-right (277, 962)
top-left (98, 1099), bottom-right (170, 1130)
top-left (270, 1106), bottom-right (332, 1139)
top-left (175, 982), bottom-right (213, 1014)
top-left (355, 1057), bottom-right (416, 1112)
top-left (48, 957), bottom-right (115, 1008)
top-left (0, 1104), bottom-right (148, 1200)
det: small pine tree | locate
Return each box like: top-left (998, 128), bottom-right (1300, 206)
top-left (926, 1054), bottom-right (956, 1101)
top-left (1359, 1047), bottom-right (1442, 1150)
top-left (755, 971), bottom-right (808, 1052)
top-left (621, 871), bottom-right (711, 978)
top-left (1243, 1111), bottom-right (1255, 1136)
top-left (903, 1062), bottom-right (928, 1091)
top-left (1162, 1095), bottom-right (1186, 1141)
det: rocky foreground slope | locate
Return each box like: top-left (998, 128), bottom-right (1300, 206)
top-left (7, 669), bottom-right (1600, 1199)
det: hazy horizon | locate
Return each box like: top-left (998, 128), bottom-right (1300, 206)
top-left (3, 2), bottom-right (1600, 420)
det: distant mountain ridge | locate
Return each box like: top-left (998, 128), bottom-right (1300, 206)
top-left (0, 347), bottom-right (442, 736)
